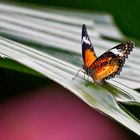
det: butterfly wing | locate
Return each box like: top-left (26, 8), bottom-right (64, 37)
top-left (82, 24), bottom-right (97, 68)
top-left (90, 41), bottom-right (134, 82)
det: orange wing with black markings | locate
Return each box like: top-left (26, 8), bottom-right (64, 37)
top-left (82, 24), bottom-right (97, 68)
top-left (90, 41), bottom-right (134, 83)
top-left (81, 24), bottom-right (134, 83)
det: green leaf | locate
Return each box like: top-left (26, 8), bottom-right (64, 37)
top-left (0, 3), bottom-right (140, 136)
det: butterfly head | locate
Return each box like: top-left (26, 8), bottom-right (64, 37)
top-left (82, 64), bottom-right (90, 75)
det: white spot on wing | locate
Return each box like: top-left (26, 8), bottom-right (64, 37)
top-left (110, 48), bottom-right (123, 56)
top-left (82, 36), bottom-right (91, 45)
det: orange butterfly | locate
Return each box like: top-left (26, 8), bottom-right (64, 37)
top-left (80, 24), bottom-right (134, 83)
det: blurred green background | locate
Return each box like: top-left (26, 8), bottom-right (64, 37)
top-left (3, 0), bottom-right (140, 40)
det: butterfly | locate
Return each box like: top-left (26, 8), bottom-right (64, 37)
top-left (80, 24), bottom-right (134, 83)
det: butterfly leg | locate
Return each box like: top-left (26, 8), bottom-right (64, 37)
top-left (72, 69), bottom-right (81, 80)
top-left (72, 69), bottom-right (85, 80)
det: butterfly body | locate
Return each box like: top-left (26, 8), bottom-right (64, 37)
top-left (81, 24), bottom-right (134, 83)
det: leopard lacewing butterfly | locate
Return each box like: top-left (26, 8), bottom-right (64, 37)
top-left (81, 24), bottom-right (134, 83)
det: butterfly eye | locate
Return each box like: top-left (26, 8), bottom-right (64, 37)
top-left (82, 65), bottom-right (86, 70)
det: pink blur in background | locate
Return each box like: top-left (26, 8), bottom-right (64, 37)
top-left (0, 83), bottom-right (134, 140)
